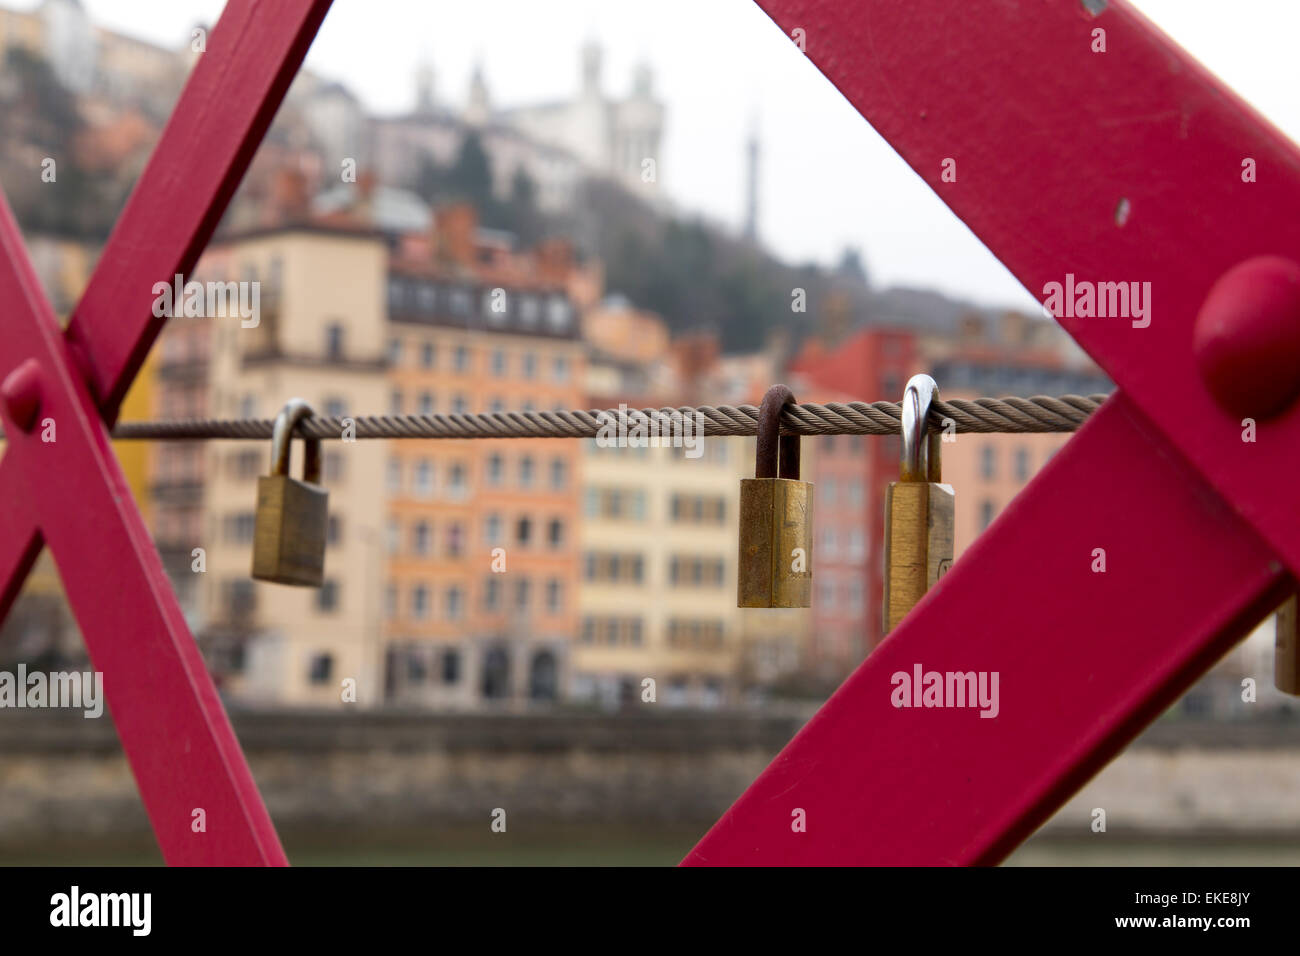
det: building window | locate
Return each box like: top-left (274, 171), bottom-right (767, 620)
top-left (519, 455), bottom-right (535, 488)
top-left (327, 514), bottom-right (342, 546)
top-left (515, 578), bottom-right (530, 611)
top-left (549, 458), bottom-right (567, 490)
top-left (980, 499), bottom-right (996, 530)
top-left (484, 513), bottom-right (502, 546)
top-left (491, 349), bottom-right (506, 376)
top-left (823, 478), bottom-right (837, 507)
top-left (325, 324), bottom-right (344, 360)
top-left (848, 528), bottom-right (865, 560)
top-left (452, 393), bottom-right (468, 414)
top-left (1015, 446), bottom-right (1030, 482)
top-left (487, 454), bottom-right (504, 486)
top-left (323, 451), bottom-right (345, 482)
top-left (227, 579), bottom-right (256, 617)
top-left (323, 397), bottom-right (347, 418)
top-left (414, 460), bottom-right (433, 497)
top-left (225, 512), bottom-right (256, 544)
top-left (552, 356), bottom-right (569, 382)
top-left (316, 579), bottom-right (339, 612)
top-left (445, 586), bottom-right (463, 621)
top-left (388, 278), bottom-right (406, 310)
top-left (448, 463), bottom-right (467, 497)
top-left (483, 577), bottom-right (501, 611)
top-left (386, 518), bottom-right (400, 555)
top-left (442, 650), bottom-right (461, 684)
top-left (388, 338), bottom-right (402, 365)
top-left (529, 650), bottom-right (558, 701)
top-left (389, 389), bottom-right (403, 415)
top-left (546, 297), bottom-right (571, 331)
top-left (418, 391), bottom-right (434, 415)
top-left (421, 342), bottom-right (436, 369)
top-left (980, 444), bottom-right (996, 480)
top-left (412, 585), bottom-right (429, 619)
top-left (417, 284), bottom-right (436, 313)
top-left (522, 354), bottom-right (537, 379)
top-left (520, 296), bottom-right (540, 325)
top-left (387, 458), bottom-right (402, 493)
top-left (450, 288), bottom-right (471, 315)
top-left (547, 518), bottom-right (564, 549)
top-left (453, 345), bottom-right (470, 372)
top-left (546, 579), bottom-right (562, 614)
top-left (516, 516), bottom-right (532, 546)
top-left (406, 648), bottom-right (428, 684)
top-left (447, 522), bottom-right (464, 558)
top-left (412, 521), bottom-right (431, 556)
top-left (308, 653), bottom-right (334, 684)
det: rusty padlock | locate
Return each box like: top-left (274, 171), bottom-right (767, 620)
top-left (883, 374), bottom-right (955, 633)
top-left (251, 398), bottom-right (328, 587)
top-left (738, 385), bottom-right (813, 608)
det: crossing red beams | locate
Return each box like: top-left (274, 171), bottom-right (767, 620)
top-left (683, 0), bottom-right (1300, 864)
top-left (0, 0), bottom-right (335, 865)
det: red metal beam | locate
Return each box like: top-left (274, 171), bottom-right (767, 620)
top-left (66, 0), bottom-right (334, 422)
top-left (0, 0), bottom-right (334, 864)
top-left (682, 0), bottom-right (1300, 864)
top-left (0, 461), bottom-right (42, 624)
top-left (751, 0), bottom-right (1300, 577)
top-left (0, 192), bottom-right (287, 865)
top-left (686, 394), bottom-right (1290, 864)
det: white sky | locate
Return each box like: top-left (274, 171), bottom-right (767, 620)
top-left (12, 0), bottom-right (1300, 312)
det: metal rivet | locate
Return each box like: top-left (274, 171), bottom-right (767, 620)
top-left (0, 358), bottom-right (42, 432)
top-left (1193, 255), bottom-right (1300, 420)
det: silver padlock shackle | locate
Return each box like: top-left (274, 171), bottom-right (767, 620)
top-left (270, 398), bottom-right (322, 483)
top-left (900, 374), bottom-right (942, 483)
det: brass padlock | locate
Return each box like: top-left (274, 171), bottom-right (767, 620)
top-left (883, 374), bottom-right (954, 633)
top-left (738, 384), bottom-right (813, 608)
top-left (251, 398), bottom-right (328, 587)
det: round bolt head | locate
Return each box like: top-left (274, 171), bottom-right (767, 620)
top-left (1193, 255), bottom-right (1300, 420)
top-left (0, 358), bottom-right (42, 432)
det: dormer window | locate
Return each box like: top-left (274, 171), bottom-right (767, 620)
top-left (546, 297), bottom-right (571, 331)
top-left (519, 295), bottom-right (540, 326)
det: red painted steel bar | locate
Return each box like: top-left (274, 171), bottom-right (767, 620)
top-left (750, 0), bottom-right (1300, 577)
top-left (682, 0), bottom-right (1300, 863)
top-left (0, 0), bottom-right (1294, 868)
top-left (0, 462), bottom-right (41, 625)
top-left (0, 192), bottom-right (288, 865)
top-left (686, 395), bottom-right (1289, 864)
top-left (0, 0), bottom-right (335, 864)
top-left (67, 0), bottom-right (334, 422)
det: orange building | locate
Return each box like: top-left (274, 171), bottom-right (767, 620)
top-left (383, 206), bottom-right (586, 707)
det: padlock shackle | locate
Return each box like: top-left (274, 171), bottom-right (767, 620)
top-left (900, 374), bottom-right (942, 483)
top-left (755, 384), bottom-right (800, 480)
top-left (270, 398), bottom-right (322, 483)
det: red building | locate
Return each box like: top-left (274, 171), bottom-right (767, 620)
top-left (789, 328), bottom-right (921, 681)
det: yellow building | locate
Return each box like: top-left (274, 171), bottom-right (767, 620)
top-left (576, 435), bottom-right (745, 707)
top-left (150, 225), bottom-right (391, 706)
